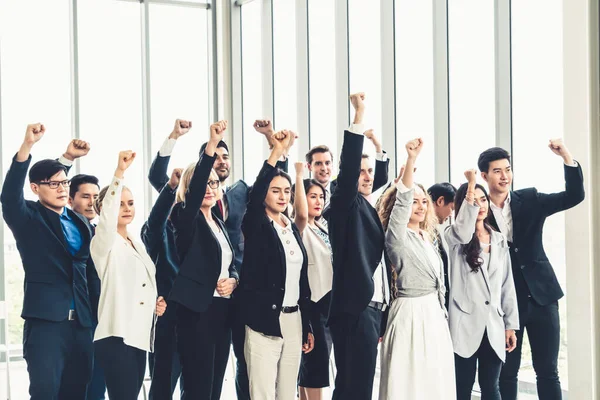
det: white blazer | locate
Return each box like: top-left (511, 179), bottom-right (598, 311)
top-left (445, 201), bottom-right (519, 361)
top-left (91, 176), bottom-right (158, 352)
top-left (301, 221), bottom-right (333, 303)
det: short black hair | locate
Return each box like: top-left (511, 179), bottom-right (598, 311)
top-left (478, 147), bottom-right (511, 174)
top-left (69, 174), bottom-right (100, 199)
top-left (28, 159), bottom-right (67, 183)
top-left (305, 145), bottom-right (334, 164)
top-left (428, 183), bottom-right (457, 205)
top-left (199, 140), bottom-right (229, 156)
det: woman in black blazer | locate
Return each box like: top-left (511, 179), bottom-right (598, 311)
top-left (168, 121), bottom-right (239, 399)
top-left (240, 130), bottom-right (314, 400)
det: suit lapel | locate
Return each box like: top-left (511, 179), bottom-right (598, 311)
top-left (37, 203), bottom-right (69, 254)
top-left (509, 191), bottom-right (522, 243)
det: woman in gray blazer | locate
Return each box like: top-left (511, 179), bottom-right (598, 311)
top-left (378, 139), bottom-right (455, 400)
top-left (445, 169), bottom-right (519, 400)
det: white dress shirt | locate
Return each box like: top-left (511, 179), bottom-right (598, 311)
top-left (159, 137), bottom-right (177, 157)
top-left (91, 176), bottom-right (158, 352)
top-left (271, 215), bottom-right (304, 307)
top-left (211, 223), bottom-right (234, 298)
top-left (490, 193), bottom-right (513, 242)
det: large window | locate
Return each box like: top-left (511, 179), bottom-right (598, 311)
top-left (511, 0), bottom-right (568, 392)
top-left (77, 0), bottom-right (146, 234)
top-left (448, 0), bottom-right (496, 187)
top-left (149, 3), bottom-right (212, 188)
top-left (0, 0), bottom-right (73, 347)
top-left (273, 0), bottom-right (300, 165)
top-left (241, 0), bottom-right (267, 183)
top-left (395, 0), bottom-right (436, 185)
top-left (307, 0), bottom-right (338, 164)
top-left (348, 0), bottom-right (382, 157)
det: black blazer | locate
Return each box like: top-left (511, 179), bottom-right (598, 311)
top-left (169, 151), bottom-right (238, 313)
top-left (239, 161), bottom-right (311, 342)
top-left (327, 131), bottom-right (391, 322)
top-left (1, 155), bottom-right (95, 327)
top-left (144, 152), bottom-right (180, 298)
top-left (489, 163), bottom-right (584, 320)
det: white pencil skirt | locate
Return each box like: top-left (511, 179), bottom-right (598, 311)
top-left (379, 292), bottom-right (456, 400)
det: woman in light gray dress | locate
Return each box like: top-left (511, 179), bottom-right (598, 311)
top-left (377, 138), bottom-right (455, 400)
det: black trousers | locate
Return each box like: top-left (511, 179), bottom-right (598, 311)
top-left (23, 318), bottom-right (93, 400)
top-left (95, 336), bottom-right (147, 400)
top-left (329, 306), bottom-right (382, 400)
top-left (298, 295), bottom-right (333, 388)
top-left (500, 299), bottom-right (562, 400)
top-left (455, 332), bottom-right (503, 400)
top-left (148, 302), bottom-right (183, 399)
top-left (86, 327), bottom-right (106, 400)
top-left (231, 296), bottom-right (250, 400)
top-left (177, 298), bottom-right (232, 400)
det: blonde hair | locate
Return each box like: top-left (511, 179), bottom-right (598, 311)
top-left (176, 163), bottom-right (221, 204)
top-left (94, 184), bottom-right (131, 214)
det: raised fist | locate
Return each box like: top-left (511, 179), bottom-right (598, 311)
top-left (168, 168), bottom-right (183, 189)
top-left (117, 150), bottom-right (136, 172)
top-left (548, 138), bottom-right (569, 157)
top-left (405, 138), bottom-right (423, 159)
top-left (24, 123), bottom-right (45, 145)
top-left (464, 169), bottom-right (477, 183)
top-left (210, 120), bottom-right (227, 143)
top-left (272, 130), bottom-right (292, 152)
top-left (65, 139), bottom-right (91, 160)
top-left (170, 119), bottom-right (192, 139)
top-left (253, 119), bottom-right (274, 136)
top-left (364, 129), bottom-right (381, 150)
top-left (349, 92), bottom-right (366, 111)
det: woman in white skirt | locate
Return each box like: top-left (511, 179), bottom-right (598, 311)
top-left (377, 138), bottom-right (455, 400)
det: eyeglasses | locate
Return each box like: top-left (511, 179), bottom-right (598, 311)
top-left (37, 180), bottom-right (71, 189)
top-left (207, 180), bottom-right (220, 189)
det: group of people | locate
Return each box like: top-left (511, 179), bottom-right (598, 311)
top-left (1, 92), bottom-right (584, 400)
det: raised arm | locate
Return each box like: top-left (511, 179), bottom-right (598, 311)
top-left (364, 130), bottom-right (389, 192)
top-left (385, 138), bottom-right (423, 265)
top-left (149, 119), bottom-right (192, 192)
top-left (91, 150), bottom-right (136, 278)
top-left (293, 162), bottom-right (309, 233)
top-left (537, 139), bottom-right (585, 217)
top-left (1, 124), bottom-right (46, 229)
top-left (59, 139), bottom-right (91, 175)
top-left (445, 170), bottom-right (479, 246)
top-left (141, 168), bottom-right (181, 256)
top-left (330, 93), bottom-right (366, 211)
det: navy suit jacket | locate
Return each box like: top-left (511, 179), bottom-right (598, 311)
top-left (143, 152), bottom-right (180, 298)
top-left (488, 163), bottom-right (585, 322)
top-left (327, 131), bottom-right (392, 322)
top-left (1, 155), bottom-right (95, 327)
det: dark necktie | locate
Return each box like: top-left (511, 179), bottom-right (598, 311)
top-left (217, 199), bottom-right (224, 219)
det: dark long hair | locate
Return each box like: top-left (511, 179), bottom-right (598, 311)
top-left (454, 182), bottom-right (496, 273)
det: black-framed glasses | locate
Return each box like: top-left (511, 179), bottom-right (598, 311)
top-left (207, 180), bottom-right (220, 189)
top-left (36, 180), bottom-right (71, 189)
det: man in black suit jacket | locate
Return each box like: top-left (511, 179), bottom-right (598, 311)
top-left (478, 141), bottom-right (585, 400)
top-left (327, 93), bottom-right (392, 400)
top-left (1, 124), bottom-right (96, 399)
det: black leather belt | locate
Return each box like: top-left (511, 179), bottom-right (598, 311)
top-left (281, 305), bottom-right (299, 314)
top-left (368, 301), bottom-right (387, 312)
top-left (68, 309), bottom-right (77, 321)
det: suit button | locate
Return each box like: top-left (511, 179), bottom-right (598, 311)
top-left (514, 248), bottom-right (519, 253)
top-left (140, 302), bottom-right (144, 305)
top-left (115, 181), bottom-right (119, 186)
top-left (521, 265), bottom-right (526, 270)
top-left (142, 283), bottom-right (146, 287)
top-left (111, 191), bottom-right (115, 196)
top-left (485, 301), bottom-right (489, 305)
top-left (272, 304), bottom-right (277, 310)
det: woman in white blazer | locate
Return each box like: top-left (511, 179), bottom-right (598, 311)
top-left (91, 151), bottom-right (166, 400)
top-left (292, 163), bottom-right (333, 400)
top-left (445, 169), bottom-right (519, 400)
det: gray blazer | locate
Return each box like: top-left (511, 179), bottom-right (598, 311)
top-left (385, 185), bottom-right (446, 310)
top-left (445, 201), bottom-right (519, 361)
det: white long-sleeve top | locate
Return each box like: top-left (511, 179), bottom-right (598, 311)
top-left (91, 176), bottom-right (158, 352)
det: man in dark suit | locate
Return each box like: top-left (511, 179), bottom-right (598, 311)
top-left (1, 123), bottom-right (96, 399)
top-left (67, 173), bottom-right (105, 400)
top-left (478, 141), bottom-right (585, 400)
top-left (144, 119), bottom-right (192, 399)
top-left (428, 182), bottom-right (457, 309)
top-left (327, 93), bottom-right (392, 400)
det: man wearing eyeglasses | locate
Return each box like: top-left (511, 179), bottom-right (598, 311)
top-left (1, 123), bottom-right (95, 399)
